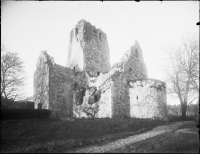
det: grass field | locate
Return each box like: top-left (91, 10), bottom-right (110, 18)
top-left (1, 115), bottom-right (197, 153)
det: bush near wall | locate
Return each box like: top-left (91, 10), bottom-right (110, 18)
top-left (1, 109), bottom-right (51, 121)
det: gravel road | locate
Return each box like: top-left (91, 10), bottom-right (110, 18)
top-left (66, 121), bottom-right (195, 153)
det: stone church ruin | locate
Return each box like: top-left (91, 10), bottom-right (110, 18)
top-left (34, 19), bottom-right (168, 120)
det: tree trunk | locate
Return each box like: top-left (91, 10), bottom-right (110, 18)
top-left (181, 103), bottom-right (187, 119)
top-left (196, 96), bottom-right (199, 125)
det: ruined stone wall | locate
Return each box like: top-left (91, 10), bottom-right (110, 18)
top-left (123, 41), bottom-right (148, 80)
top-left (49, 64), bottom-right (74, 117)
top-left (67, 20), bottom-right (85, 72)
top-left (83, 21), bottom-right (111, 76)
top-left (34, 51), bottom-right (53, 109)
top-left (112, 40), bottom-right (148, 81)
top-left (49, 63), bottom-right (87, 117)
top-left (72, 40), bottom-right (149, 118)
top-left (73, 85), bottom-right (112, 118)
top-left (67, 19), bottom-right (111, 77)
top-left (73, 67), bottom-right (115, 118)
top-left (128, 79), bottom-right (168, 120)
top-left (108, 41), bottom-right (148, 118)
top-left (34, 51), bottom-right (88, 117)
top-left (111, 76), bottom-right (130, 118)
top-left (34, 20), bottom-right (167, 120)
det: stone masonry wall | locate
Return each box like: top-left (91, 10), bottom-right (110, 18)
top-left (110, 40), bottom-right (148, 118)
top-left (34, 51), bottom-right (53, 109)
top-left (34, 51), bottom-right (88, 117)
top-left (67, 19), bottom-right (111, 77)
top-left (111, 76), bottom-right (130, 118)
top-left (34, 20), bottom-right (167, 120)
top-left (112, 40), bottom-right (148, 81)
top-left (67, 20), bottom-right (85, 72)
top-left (49, 64), bottom-right (74, 117)
top-left (49, 63), bottom-right (87, 117)
top-left (128, 79), bottom-right (168, 120)
top-left (83, 21), bottom-right (111, 76)
top-left (72, 40), bottom-right (150, 118)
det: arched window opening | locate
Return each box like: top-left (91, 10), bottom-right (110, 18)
top-left (38, 103), bottom-right (42, 109)
top-left (75, 28), bottom-right (78, 37)
top-left (99, 33), bottom-right (102, 41)
top-left (136, 95), bottom-right (138, 100)
top-left (97, 72), bottom-right (100, 76)
top-left (129, 68), bottom-right (132, 72)
top-left (73, 66), bottom-right (76, 76)
top-left (135, 49), bottom-right (138, 58)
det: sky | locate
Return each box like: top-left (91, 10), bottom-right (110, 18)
top-left (1, 1), bottom-right (199, 105)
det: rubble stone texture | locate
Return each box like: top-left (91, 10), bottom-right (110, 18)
top-left (67, 19), bottom-right (111, 76)
top-left (129, 79), bottom-right (168, 120)
top-left (34, 19), bottom-right (168, 120)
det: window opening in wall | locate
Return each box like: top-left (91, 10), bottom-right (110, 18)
top-left (135, 49), bottom-right (138, 58)
top-left (38, 103), bottom-right (42, 109)
top-left (136, 95), bottom-right (138, 100)
top-left (99, 33), bottom-right (102, 41)
top-left (97, 72), bottom-right (100, 76)
top-left (93, 30), bottom-right (96, 37)
top-left (73, 66), bottom-right (76, 75)
top-left (75, 28), bottom-right (78, 37)
top-left (129, 68), bottom-right (132, 72)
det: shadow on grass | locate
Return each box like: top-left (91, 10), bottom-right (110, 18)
top-left (1, 117), bottom-right (166, 153)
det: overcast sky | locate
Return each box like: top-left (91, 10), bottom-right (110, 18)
top-left (1, 1), bottom-right (199, 104)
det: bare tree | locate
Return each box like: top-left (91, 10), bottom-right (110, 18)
top-left (1, 51), bottom-right (26, 108)
top-left (163, 35), bottom-right (199, 119)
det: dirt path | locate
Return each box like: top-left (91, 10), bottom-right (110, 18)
top-left (66, 121), bottom-right (197, 153)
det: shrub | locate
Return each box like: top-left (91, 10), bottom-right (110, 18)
top-left (1, 95), bottom-right (15, 109)
top-left (1, 109), bottom-right (51, 121)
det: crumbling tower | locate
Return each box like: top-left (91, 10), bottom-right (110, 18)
top-left (67, 19), bottom-right (111, 77)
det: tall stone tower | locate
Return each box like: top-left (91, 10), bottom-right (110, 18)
top-left (67, 19), bottom-right (111, 77)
